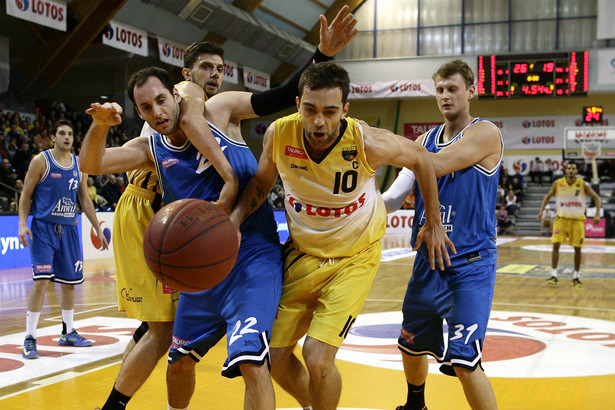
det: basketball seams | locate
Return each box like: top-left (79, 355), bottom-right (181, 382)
top-left (143, 198), bottom-right (238, 292)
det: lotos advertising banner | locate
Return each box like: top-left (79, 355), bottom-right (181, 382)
top-left (157, 36), bottom-right (187, 68)
top-left (6, 0), bottom-right (66, 31)
top-left (484, 115), bottom-right (613, 150)
top-left (349, 79), bottom-right (435, 100)
top-left (243, 66), bottom-right (270, 92)
top-left (103, 20), bottom-right (148, 57)
top-left (223, 59), bottom-right (239, 85)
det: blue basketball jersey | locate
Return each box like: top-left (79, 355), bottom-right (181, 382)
top-left (411, 118), bottom-right (502, 267)
top-left (149, 122), bottom-right (278, 242)
top-left (30, 150), bottom-right (81, 225)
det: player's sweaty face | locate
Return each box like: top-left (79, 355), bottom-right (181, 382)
top-left (186, 53), bottom-right (224, 99)
top-left (435, 73), bottom-right (471, 118)
top-left (134, 77), bottom-right (180, 136)
top-left (298, 87), bottom-right (348, 152)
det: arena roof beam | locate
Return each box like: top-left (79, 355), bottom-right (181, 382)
top-left (19, 0), bottom-right (126, 92)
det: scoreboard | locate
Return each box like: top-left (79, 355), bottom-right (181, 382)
top-left (477, 51), bottom-right (589, 98)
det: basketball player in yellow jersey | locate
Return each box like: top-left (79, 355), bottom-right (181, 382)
top-left (538, 161), bottom-right (601, 287)
top-left (230, 61), bottom-right (454, 410)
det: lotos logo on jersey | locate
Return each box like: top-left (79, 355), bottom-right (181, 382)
top-left (288, 193), bottom-right (366, 218)
top-left (90, 221), bottom-right (111, 250)
top-left (334, 311), bottom-right (615, 378)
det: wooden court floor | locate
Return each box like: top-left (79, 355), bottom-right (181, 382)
top-left (1, 234), bottom-right (615, 409)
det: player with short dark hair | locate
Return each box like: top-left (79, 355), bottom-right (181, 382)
top-left (88, 7), bottom-right (358, 409)
top-left (538, 161), bottom-right (601, 287)
top-left (18, 120), bottom-right (108, 359)
top-left (230, 61), bottom-right (453, 410)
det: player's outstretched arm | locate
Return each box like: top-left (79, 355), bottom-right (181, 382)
top-left (430, 121), bottom-right (502, 177)
top-left (362, 122), bottom-right (455, 270)
top-left (382, 167), bottom-right (415, 213)
top-left (81, 102), bottom-right (152, 175)
top-left (317, 5), bottom-right (358, 57)
top-left (175, 82), bottom-right (238, 214)
top-left (230, 123), bottom-right (279, 229)
top-left (234, 5), bottom-right (358, 122)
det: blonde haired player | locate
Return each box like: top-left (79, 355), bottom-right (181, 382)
top-left (538, 161), bottom-right (601, 287)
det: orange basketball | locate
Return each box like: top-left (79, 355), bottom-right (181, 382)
top-left (143, 198), bottom-right (239, 292)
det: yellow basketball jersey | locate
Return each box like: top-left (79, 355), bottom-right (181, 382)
top-left (554, 177), bottom-right (587, 220)
top-left (273, 113), bottom-right (386, 258)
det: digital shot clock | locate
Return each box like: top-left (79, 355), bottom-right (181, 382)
top-left (477, 51), bottom-right (589, 98)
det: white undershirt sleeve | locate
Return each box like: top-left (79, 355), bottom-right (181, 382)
top-left (381, 167), bottom-right (416, 214)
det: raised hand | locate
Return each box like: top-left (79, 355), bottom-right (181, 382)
top-left (318, 5), bottom-right (358, 57)
top-left (85, 102), bottom-right (123, 126)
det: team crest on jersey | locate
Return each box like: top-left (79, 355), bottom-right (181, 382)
top-left (73, 170), bottom-right (78, 177)
top-left (342, 146), bottom-right (357, 161)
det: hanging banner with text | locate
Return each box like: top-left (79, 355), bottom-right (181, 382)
top-left (243, 66), bottom-right (270, 92)
top-left (157, 36), bottom-right (187, 68)
top-left (349, 79), bottom-right (435, 100)
top-left (6, 0), bottom-right (67, 31)
top-left (103, 20), bottom-right (148, 57)
top-left (483, 115), bottom-right (613, 150)
top-left (223, 59), bottom-right (239, 85)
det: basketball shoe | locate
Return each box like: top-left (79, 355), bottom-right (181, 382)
top-left (546, 276), bottom-right (558, 285)
top-left (22, 336), bottom-right (39, 359)
top-left (572, 278), bottom-right (584, 288)
top-left (59, 330), bottom-right (93, 347)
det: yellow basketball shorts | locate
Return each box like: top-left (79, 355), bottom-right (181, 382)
top-left (552, 216), bottom-right (585, 248)
top-left (113, 185), bottom-right (178, 322)
top-left (270, 240), bottom-right (381, 349)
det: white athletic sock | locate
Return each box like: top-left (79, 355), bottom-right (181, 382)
top-left (62, 309), bottom-right (74, 333)
top-left (26, 311), bottom-right (41, 339)
top-left (552, 268), bottom-right (558, 278)
top-left (573, 270), bottom-right (579, 279)
top-left (303, 407), bottom-right (314, 410)
top-left (168, 404), bottom-right (189, 410)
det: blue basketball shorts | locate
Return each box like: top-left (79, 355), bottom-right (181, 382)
top-left (29, 218), bottom-right (83, 284)
top-left (398, 250), bottom-right (497, 376)
top-left (168, 238), bottom-right (283, 378)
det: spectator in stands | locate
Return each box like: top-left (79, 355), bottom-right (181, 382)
top-left (510, 176), bottom-right (524, 203)
top-left (101, 173), bottom-right (122, 209)
top-left (86, 177), bottom-right (98, 206)
top-left (0, 133), bottom-right (8, 160)
top-left (540, 204), bottom-right (555, 236)
top-left (12, 142), bottom-right (31, 173)
top-left (505, 188), bottom-right (519, 219)
top-left (530, 157), bottom-right (544, 185)
top-left (116, 175), bottom-right (126, 194)
top-left (544, 159), bottom-right (554, 183)
top-left (5, 138), bottom-right (18, 162)
top-left (499, 167), bottom-right (510, 188)
top-left (497, 205), bottom-right (512, 235)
